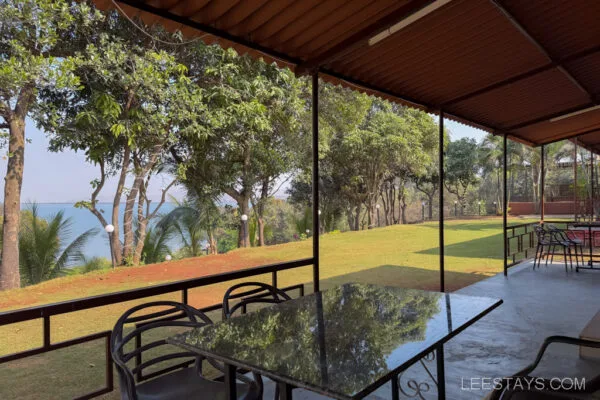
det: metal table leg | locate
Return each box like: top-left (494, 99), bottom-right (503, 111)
top-left (391, 374), bottom-right (399, 400)
top-left (225, 364), bottom-right (237, 400)
top-left (589, 226), bottom-right (593, 267)
top-left (437, 343), bottom-right (446, 400)
top-left (278, 382), bottom-right (293, 400)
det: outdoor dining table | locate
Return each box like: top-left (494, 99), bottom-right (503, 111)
top-left (167, 283), bottom-right (502, 400)
top-left (569, 222), bottom-right (600, 271)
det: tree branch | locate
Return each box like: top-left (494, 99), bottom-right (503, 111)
top-left (148, 179), bottom-right (177, 220)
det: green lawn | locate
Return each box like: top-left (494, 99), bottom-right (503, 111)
top-left (0, 218), bottom-right (520, 399)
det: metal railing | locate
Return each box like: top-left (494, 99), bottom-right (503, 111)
top-left (0, 257), bottom-right (314, 399)
top-left (504, 220), bottom-right (573, 268)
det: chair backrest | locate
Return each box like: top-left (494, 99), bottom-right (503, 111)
top-left (546, 224), bottom-right (571, 242)
top-left (222, 282), bottom-right (292, 319)
top-left (535, 225), bottom-right (549, 243)
top-left (111, 301), bottom-right (213, 400)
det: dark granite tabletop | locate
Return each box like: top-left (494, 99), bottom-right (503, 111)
top-left (168, 283), bottom-right (502, 399)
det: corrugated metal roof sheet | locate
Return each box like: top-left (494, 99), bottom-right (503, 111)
top-left (94, 0), bottom-right (600, 150)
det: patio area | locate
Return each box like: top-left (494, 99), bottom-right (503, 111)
top-left (259, 261), bottom-right (600, 399)
top-left (2, 1), bottom-right (600, 399)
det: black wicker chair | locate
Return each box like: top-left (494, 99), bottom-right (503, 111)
top-left (222, 282), bottom-right (292, 319)
top-left (487, 336), bottom-right (600, 399)
top-left (534, 225), bottom-right (572, 271)
top-left (223, 283), bottom-right (293, 400)
top-left (111, 301), bottom-right (262, 400)
top-left (546, 224), bottom-right (584, 269)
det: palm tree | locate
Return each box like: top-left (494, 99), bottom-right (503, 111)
top-left (158, 194), bottom-right (220, 257)
top-left (140, 226), bottom-right (173, 264)
top-left (19, 204), bottom-right (98, 286)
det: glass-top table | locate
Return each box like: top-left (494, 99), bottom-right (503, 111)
top-left (168, 283), bottom-right (502, 399)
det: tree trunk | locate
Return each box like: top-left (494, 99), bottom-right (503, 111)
top-left (254, 178), bottom-right (269, 246)
top-left (110, 147), bottom-right (130, 266)
top-left (401, 204), bottom-right (408, 224)
top-left (123, 148), bottom-right (160, 263)
top-left (238, 198), bottom-right (250, 247)
top-left (0, 118), bottom-right (25, 289)
top-left (428, 194), bottom-right (434, 220)
top-left (122, 172), bottom-right (143, 263)
top-left (207, 229), bottom-right (217, 254)
top-left (132, 187), bottom-right (147, 265)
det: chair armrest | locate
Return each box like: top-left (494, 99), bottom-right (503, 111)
top-left (487, 336), bottom-right (600, 399)
top-left (516, 336), bottom-right (600, 377)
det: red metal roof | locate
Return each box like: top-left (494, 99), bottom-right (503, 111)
top-left (94, 0), bottom-right (600, 151)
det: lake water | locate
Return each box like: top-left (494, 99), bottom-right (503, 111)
top-left (32, 203), bottom-right (177, 260)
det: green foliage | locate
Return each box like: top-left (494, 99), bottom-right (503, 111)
top-left (293, 207), bottom-right (312, 237)
top-left (445, 138), bottom-right (480, 205)
top-left (217, 229), bottom-right (238, 254)
top-left (141, 226), bottom-right (173, 264)
top-left (81, 256), bottom-right (111, 273)
top-left (19, 204), bottom-right (98, 286)
top-left (0, 0), bottom-right (102, 118)
top-left (158, 194), bottom-right (220, 257)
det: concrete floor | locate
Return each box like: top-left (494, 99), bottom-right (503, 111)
top-left (262, 261), bottom-right (600, 399)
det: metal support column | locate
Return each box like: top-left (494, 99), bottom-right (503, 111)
top-left (312, 72), bottom-right (320, 293)
top-left (540, 145), bottom-right (545, 222)
top-left (574, 138), bottom-right (578, 220)
top-left (439, 111), bottom-right (445, 293)
top-left (592, 152), bottom-right (595, 221)
top-left (503, 133), bottom-right (508, 276)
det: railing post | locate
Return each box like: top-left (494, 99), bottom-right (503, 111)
top-left (271, 271), bottom-right (278, 288)
top-left (312, 71), bottom-right (320, 293)
top-left (182, 288), bottom-right (188, 305)
top-left (439, 110), bottom-right (445, 292)
top-left (503, 133), bottom-right (508, 276)
top-left (574, 137), bottom-right (578, 220)
top-left (540, 144), bottom-right (545, 222)
top-left (43, 315), bottom-right (50, 348)
top-left (592, 152), bottom-right (595, 221)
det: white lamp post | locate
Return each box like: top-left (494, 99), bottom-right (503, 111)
top-left (105, 224), bottom-right (116, 269)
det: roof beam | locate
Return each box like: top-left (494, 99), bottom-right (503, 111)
top-left (536, 127), bottom-right (600, 147)
top-left (489, 0), bottom-right (594, 102)
top-left (506, 103), bottom-right (596, 131)
top-left (295, 0), bottom-right (435, 74)
top-left (442, 45), bottom-right (600, 107)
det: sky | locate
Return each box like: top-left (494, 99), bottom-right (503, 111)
top-left (0, 119), bottom-right (486, 203)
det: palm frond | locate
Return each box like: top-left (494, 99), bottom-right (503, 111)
top-left (54, 228), bottom-right (99, 274)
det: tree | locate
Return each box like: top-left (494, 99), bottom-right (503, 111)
top-left (445, 138), bottom-right (480, 209)
top-left (140, 226), bottom-right (173, 265)
top-left (38, 17), bottom-right (209, 266)
top-left (382, 109), bottom-right (438, 224)
top-left (0, 0), bottom-right (101, 289)
top-left (159, 193), bottom-right (221, 257)
top-left (176, 45), bottom-right (304, 247)
top-left (19, 204), bottom-right (97, 286)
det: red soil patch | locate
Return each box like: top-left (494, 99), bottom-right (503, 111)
top-left (0, 251), bottom-right (280, 310)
